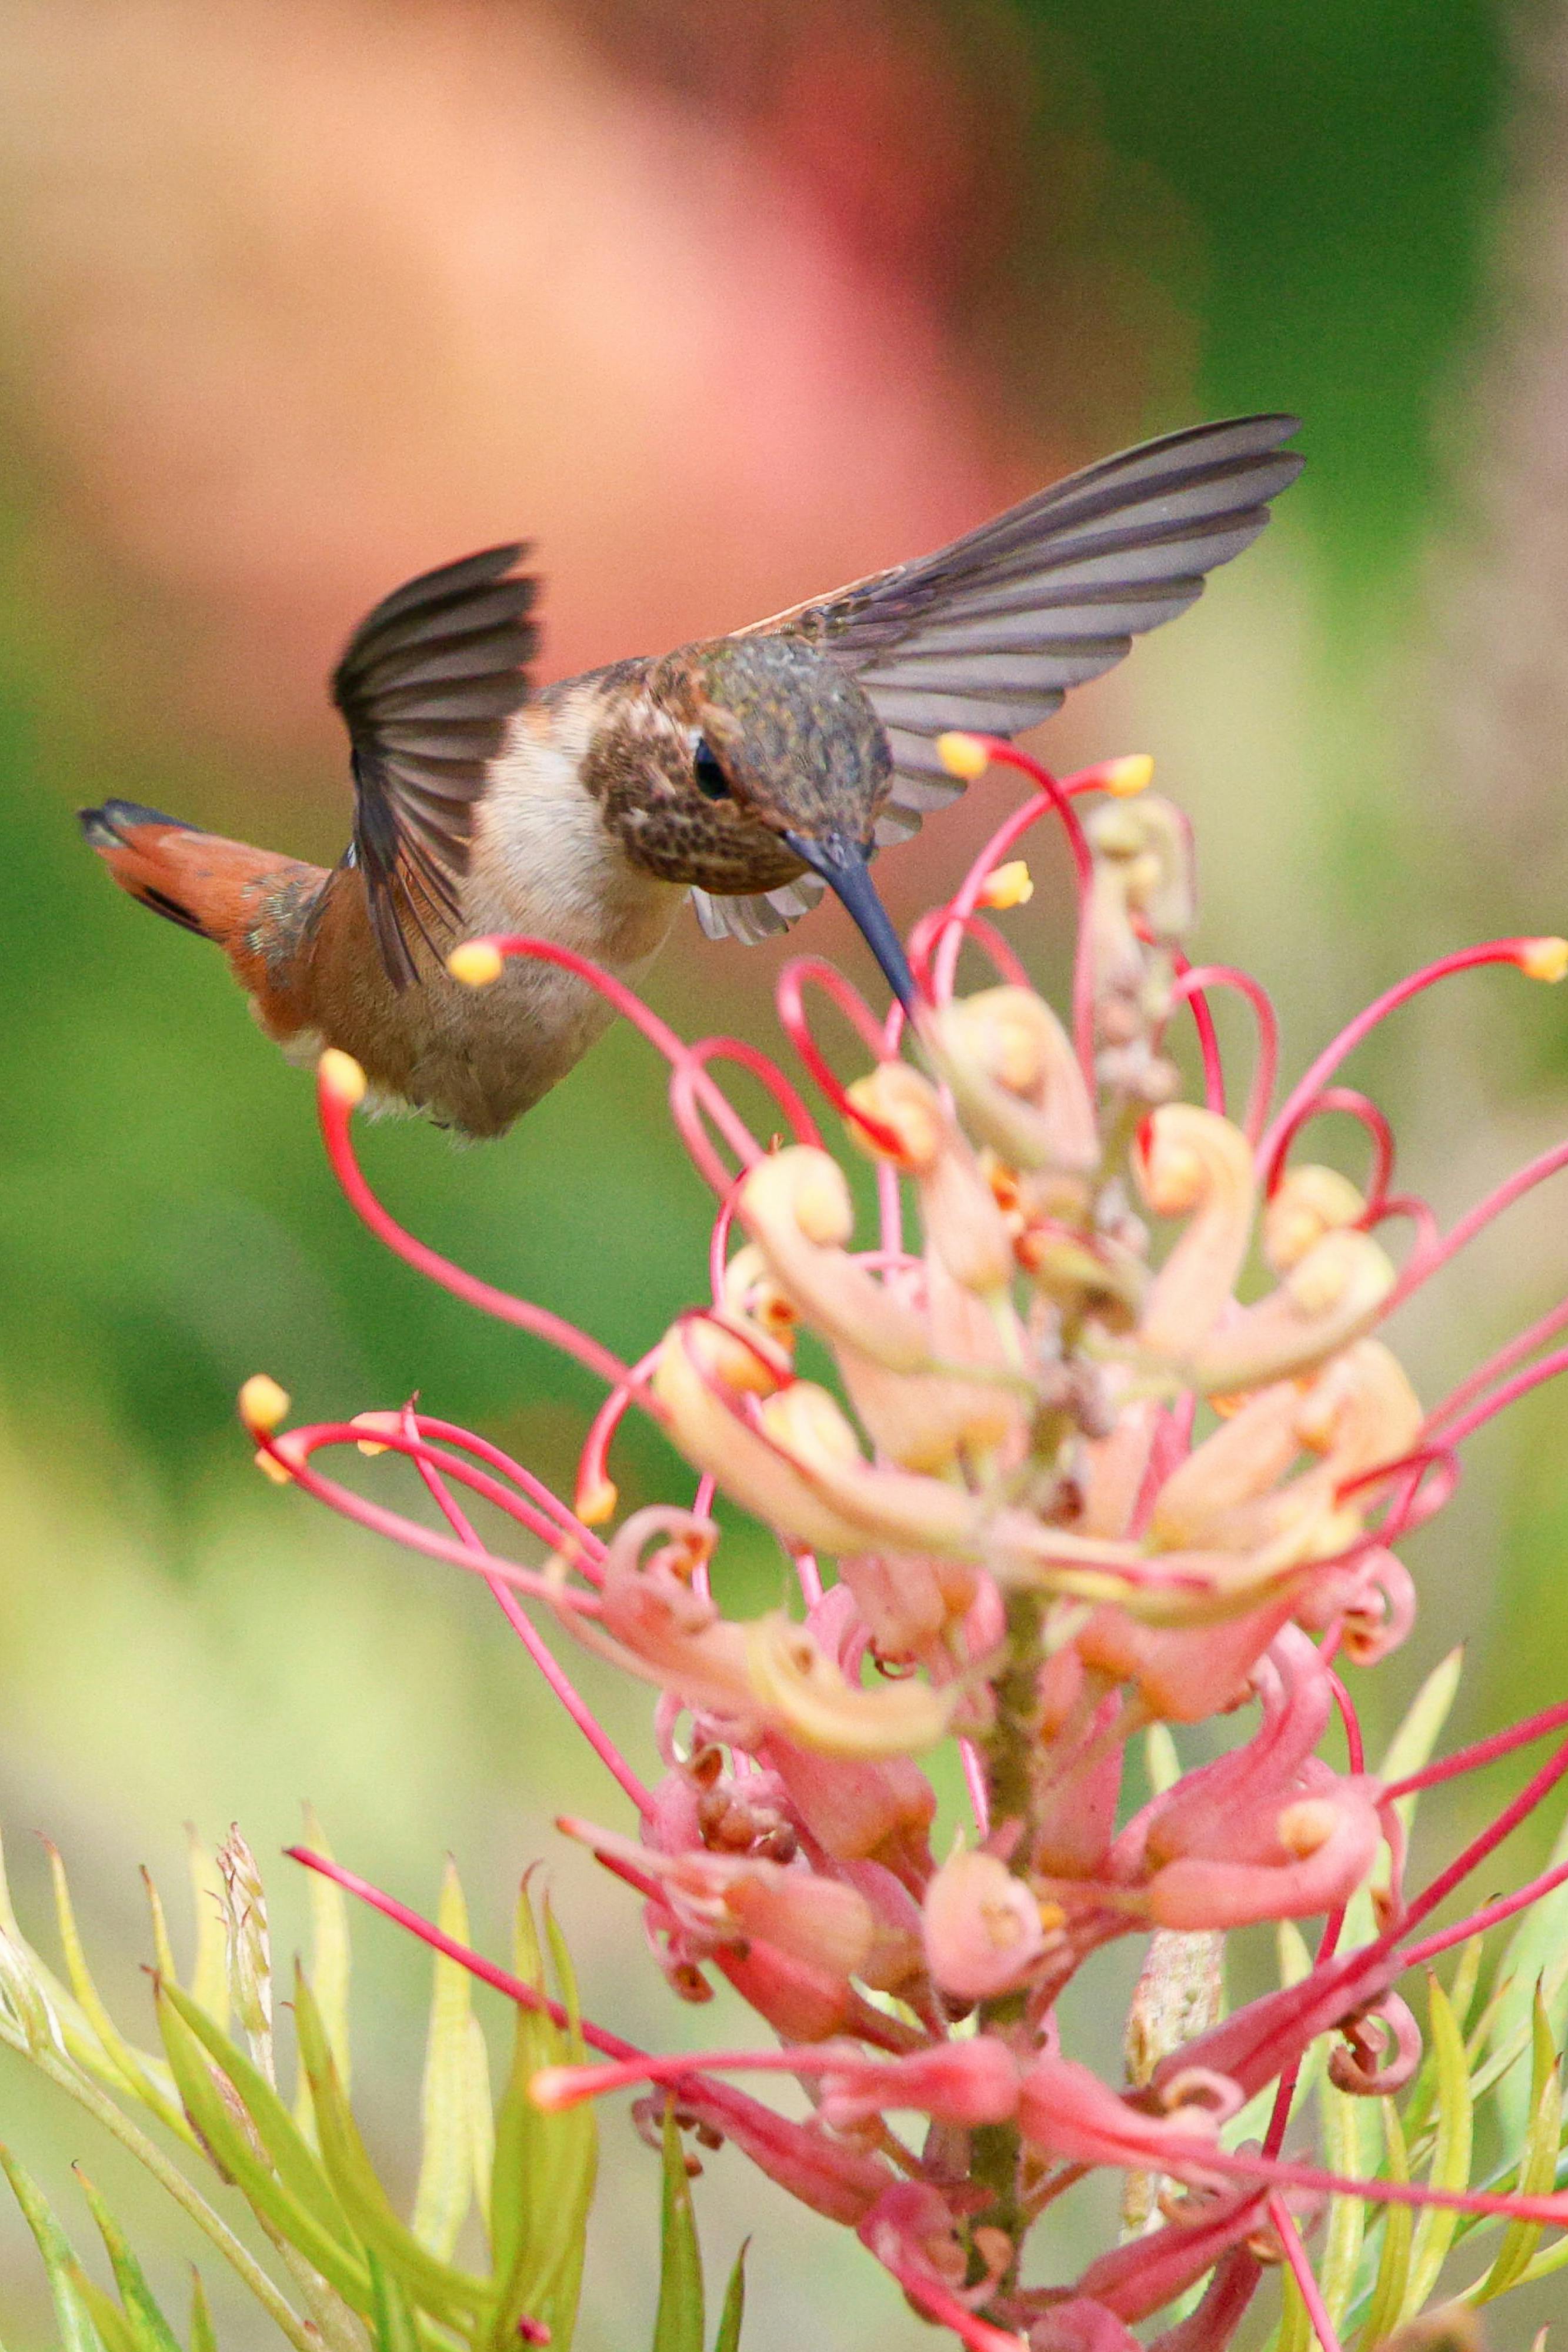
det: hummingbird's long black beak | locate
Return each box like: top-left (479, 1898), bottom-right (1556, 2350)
top-left (782, 829), bottom-right (919, 1016)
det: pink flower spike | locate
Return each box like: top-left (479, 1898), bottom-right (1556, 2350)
top-left (1257, 938), bottom-right (1566, 1184)
top-left (316, 1059), bottom-right (637, 1393)
top-left (1268, 2194), bottom-right (1343, 2352)
top-left (857, 2184), bottom-right (1027, 2352)
top-left (1166, 963), bottom-right (1280, 1142)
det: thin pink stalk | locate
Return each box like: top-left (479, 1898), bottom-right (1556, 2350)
top-left (276, 1417), bottom-right (600, 1569)
top-left (246, 1421), bottom-right (601, 1608)
top-left (575, 1347), bottom-right (663, 1527)
top-left (1257, 939), bottom-right (1556, 1182)
top-left (669, 1034), bottom-right (823, 1192)
top-left (1379, 1734), bottom-right (1568, 1950)
top-left (906, 906), bottom-right (1032, 1003)
top-left (1268, 2194), bottom-right (1342, 2352)
top-left (482, 933), bottom-right (765, 1183)
top-left (954, 742), bottom-right (1098, 1081)
top-left (1168, 963), bottom-right (1280, 1142)
top-left (534, 2039), bottom-right (880, 2109)
top-left (1433, 1340), bottom-right (1568, 1447)
top-left (1264, 1089), bottom-right (1395, 1213)
top-left (405, 1413), bottom-right (652, 1817)
top-left (1427, 1295), bottom-right (1568, 1435)
top-left (1167, 955), bottom-right (1226, 1116)
top-left (776, 956), bottom-right (909, 1157)
top-left (1400, 1854), bottom-right (1568, 1968)
top-left (1325, 1668), bottom-right (1365, 1776)
top-left (1390, 1137), bottom-right (1568, 1309)
top-left (961, 1738), bottom-right (991, 1837)
top-left (318, 1070), bottom-right (636, 1393)
top-left (287, 1847), bottom-right (891, 2229)
top-left (409, 1416), bottom-right (602, 1560)
top-left (1166, 2134), bottom-right (1568, 2229)
top-left (1385, 1698), bottom-right (1568, 1801)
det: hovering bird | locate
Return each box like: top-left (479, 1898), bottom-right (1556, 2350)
top-left (81, 415), bottom-right (1300, 1137)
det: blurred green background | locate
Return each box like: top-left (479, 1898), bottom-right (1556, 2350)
top-left (2, 1), bottom-right (1566, 2343)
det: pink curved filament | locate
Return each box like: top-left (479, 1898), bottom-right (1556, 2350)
top-left (1263, 1087), bottom-right (1395, 1214)
top-left (1167, 962), bottom-right (1280, 1142)
top-left (318, 1069), bottom-right (637, 1394)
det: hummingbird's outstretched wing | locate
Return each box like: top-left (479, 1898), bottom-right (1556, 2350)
top-left (332, 544), bottom-right (539, 987)
top-left (693, 413), bottom-right (1301, 943)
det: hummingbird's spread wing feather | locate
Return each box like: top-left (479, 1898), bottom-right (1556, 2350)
top-left (694, 414), bottom-right (1301, 943)
top-left (332, 543), bottom-right (539, 987)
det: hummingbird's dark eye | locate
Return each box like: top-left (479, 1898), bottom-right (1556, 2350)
top-left (693, 738), bottom-right (731, 801)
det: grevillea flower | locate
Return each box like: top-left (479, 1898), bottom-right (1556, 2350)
top-left (245, 729), bottom-right (1568, 2347)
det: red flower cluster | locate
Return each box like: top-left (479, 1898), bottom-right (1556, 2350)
top-left (244, 735), bottom-right (1568, 2348)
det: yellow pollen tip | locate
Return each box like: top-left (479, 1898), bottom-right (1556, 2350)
top-left (1102, 753), bottom-right (1155, 798)
top-left (575, 1476), bottom-right (618, 1527)
top-left (978, 860), bottom-right (1035, 911)
top-left (351, 1410), bottom-right (400, 1457)
top-left (318, 1048), bottom-right (367, 1107)
top-left (239, 1374), bottom-right (291, 1432)
top-left (254, 1447), bottom-right (293, 1485)
top-left (528, 2066), bottom-right (578, 2112)
top-left (937, 730), bottom-right (992, 781)
top-left (448, 938), bottom-right (505, 988)
top-left (1519, 935), bottom-right (1568, 983)
top-left (1276, 1798), bottom-right (1337, 1859)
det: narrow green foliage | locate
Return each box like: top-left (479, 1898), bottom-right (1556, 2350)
top-left (43, 1844), bottom-right (185, 2136)
top-left (185, 1830), bottom-right (229, 2031)
top-left (0, 2143), bottom-right (108, 2352)
top-left (1471, 1984), bottom-right (1562, 2301)
top-left (654, 2100), bottom-right (705, 2352)
top-left (1402, 1974), bottom-right (1474, 2318)
top-left (1355, 2100), bottom-right (1413, 2349)
top-left (292, 1962), bottom-right (489, 2321)
top-left (487, 1886), bottom-right (596, 2352)
top-left (75, 2167), bottom-right (184, 2352)
top-left (298, 1806), bottom-right (351, 2095)
top-left (188, 2273), bottom-right (217, 2352)
top-left (412, 1861), bottom-right (479, 2259)
top-left (712, 2239), bottom-right (748, 2352)
top-left (368, 2250), bottom-right (423, 2352)
top-left (1490, 1806), bottom-right (1568, 2145)
top-left (1318, 2078), bottom-right (1372, 2325)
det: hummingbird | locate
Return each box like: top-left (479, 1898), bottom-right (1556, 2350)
top-left (81, 413), bottom-right (1300, 1139)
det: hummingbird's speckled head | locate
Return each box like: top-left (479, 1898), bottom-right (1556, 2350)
top-left (582, 634), bottom-right (916, 1007)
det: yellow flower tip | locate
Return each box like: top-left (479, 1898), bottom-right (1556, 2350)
top-left (936, 729), bottom-right (992, 782)
top-left (448, 938), bottom-right (505, 989)
top-left (239, 1373), bottom-right (291, 1432)
top-left (1036, 1898), bottom-right (1067, 1932)
top-left (1276, 1797), bottom-right (1337, 1859)
top-left (978, 859), bottom-right (1034, 911)
top-left (575, 1476), bottom-right (619, 1527)
top-left (318, 1047), bottom-right (366, 1107)
top-left (1519, 935), bottom-right (1568, 983)
top-left (253, 1446), bottom-right (293, 1486)
top-left (1102, 752), bottom-right (1155, 798)
top-left (350, 1410), bottom-right (400, 1457)
top-left (528, 2064), bottom-right (581, 2113)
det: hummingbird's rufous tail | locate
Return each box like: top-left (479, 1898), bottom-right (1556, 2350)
top-left (77, 800), bottom-right (328, 969)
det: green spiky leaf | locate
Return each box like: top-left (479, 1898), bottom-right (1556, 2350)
top-left (75, 2167), bottom-right (184, 2352)
top-left (1402, 1974), bottom-right (1474, 2318)
top-left (712, 2241), bottom-right (748, 2352)
top-left (188, 2273), bottom-right (217, 2352)
top-left (412, 1861), bottom-right (479, 2258)
top-left (0, 2142), bottom-right (108, 2352)
top-left (488, 1888), bottom-right (596, 2352)
top-left (368, 2250), bottom-right (422, 2352)
top-left (653, 2099), bottom-right (705, 2352)
top-left (292, 1963), bottom-right (488, 2322)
